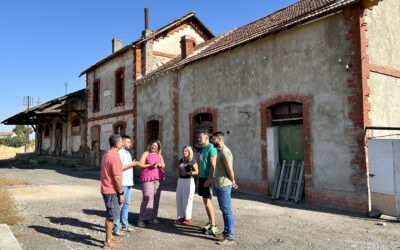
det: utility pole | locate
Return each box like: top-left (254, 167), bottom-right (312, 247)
top-left (23, 96), bottom-right (34, 152)
top-left (64, 82), bottom-right (69, 95)
top-left (36, 97), bottom-right (41, 105)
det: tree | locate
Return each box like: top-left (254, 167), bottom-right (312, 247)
top-left (13, 125), bottom-right (27, 138)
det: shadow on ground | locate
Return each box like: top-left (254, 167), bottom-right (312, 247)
top-left (83, 208), bottom-right (217, 241)
top-left (28, 225), bottom-right (103, 247)
top-left (0, 159), bottom-right (100, 181)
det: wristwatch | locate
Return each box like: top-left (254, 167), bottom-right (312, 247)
top-left (118, 191), bottom-right (124, 196)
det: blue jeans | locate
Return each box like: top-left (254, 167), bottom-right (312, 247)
top-left (113, 186), bottom-right (132, 231)
top-left (215, 185), bottom-right (235, 240)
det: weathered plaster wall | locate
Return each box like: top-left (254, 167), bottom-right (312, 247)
top-left (87, 50), bottom-right (134, 118)
top-left (87, 114), bottom-right (133, 152)
top-left (178, 12), bottom-right (357, 191)
top-left (366, 0), bottom-right (400, 69)
top-left (137, 74), bottom-right (175, 179)
top-left (366, 0), bottom-right (400, 138)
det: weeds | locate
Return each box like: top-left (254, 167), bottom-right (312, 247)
top-left (0, 188), bottom-right (22, 225)
top-left (0, 177), bottom-right (29, 225)
top-left (0, 177), bottom-right (31, 186)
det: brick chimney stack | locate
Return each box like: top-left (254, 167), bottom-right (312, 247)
top-left (112, 38), bottom-right (123, 53)
top-left (180, 35), bottom-right (196, 59)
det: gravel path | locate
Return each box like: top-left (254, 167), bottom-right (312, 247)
top-left (1, 164), bottom-right (399, 250)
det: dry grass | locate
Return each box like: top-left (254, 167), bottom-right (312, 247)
top-left (0, 177), bottom-right (31, 186)
top-left (0, 144), bottom-right (34, 160)
top-left (0, 187), bottom-right (22, 225)
top-left (0, 177), bottom-right (30, 225)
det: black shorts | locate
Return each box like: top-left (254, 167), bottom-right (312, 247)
top-left (102, 193), bottom-right (119, 221)
top-left (198, 177), bottom-right (212, 199)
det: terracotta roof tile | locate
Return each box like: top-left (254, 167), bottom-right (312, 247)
top-left (136, 0), bottom-right (359, 83)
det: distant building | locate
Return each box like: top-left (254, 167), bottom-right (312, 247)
top-left (0, 132), bottom-right (17, 138)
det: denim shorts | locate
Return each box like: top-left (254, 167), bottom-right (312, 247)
top-left (102, 193), bottom-right (119, 221)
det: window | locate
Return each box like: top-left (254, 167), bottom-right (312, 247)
top-left (115, 68), bottom-right (125, 106)
top-left (113, 122), bottom-right (126, 135)
top-left (44, 125), bottom-right (50, 137)
top-left (93, 80), bottom-right (100, 112)
top-left (71, 118), bottom-right (81, 136)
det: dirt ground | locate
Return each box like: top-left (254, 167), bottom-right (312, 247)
top-left (1, 163), bottom-right (399, 250)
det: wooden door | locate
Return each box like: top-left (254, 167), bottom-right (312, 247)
top-left (278, 124), bottom-right (304, 162)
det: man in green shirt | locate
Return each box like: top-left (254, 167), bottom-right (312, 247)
top-left (196, 130), bottom-right (218, 235)
top-left (212, 131), bottom-right (238, 245)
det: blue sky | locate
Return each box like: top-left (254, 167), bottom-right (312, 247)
top-left (0, 0), bottom-right (298, 132)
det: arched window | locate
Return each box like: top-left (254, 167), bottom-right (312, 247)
top-left (113, 122), bottom-right (126, 135)
top-left (71, 118), bottom-right (81, 136)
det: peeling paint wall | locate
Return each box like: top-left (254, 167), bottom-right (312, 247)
top-left (175, 12), bottom-right (356, 191)
top-left (136, 74), bottom-right (176, 178)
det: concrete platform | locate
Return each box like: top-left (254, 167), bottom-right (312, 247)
top-left (0, 224), bottom-right (21, 250)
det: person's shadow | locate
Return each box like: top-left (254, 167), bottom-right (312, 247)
top-left (45, 216), bottom-right (104, 232)
top-left (82, 208), bottom-right (218, 241)
top-left (28, 225), bottom-right (103, 247)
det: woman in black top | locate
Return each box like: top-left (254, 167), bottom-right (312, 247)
top-left (175, 146), bottom-right (198, 225)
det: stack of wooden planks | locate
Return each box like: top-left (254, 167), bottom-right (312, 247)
top-left (271, 160), bottom-right (304, 203)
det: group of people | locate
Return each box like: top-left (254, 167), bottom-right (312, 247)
top-left (99, 130), bottom-right (238, 248)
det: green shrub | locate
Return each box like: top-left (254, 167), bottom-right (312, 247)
top-left (0, 136), bottom-right (25, 147)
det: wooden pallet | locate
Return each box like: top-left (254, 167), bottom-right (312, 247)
top-left (272, 160), bottom-right (304, 202)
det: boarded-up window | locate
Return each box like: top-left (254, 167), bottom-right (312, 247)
top-left (115, 68), bottom-right (125, 106)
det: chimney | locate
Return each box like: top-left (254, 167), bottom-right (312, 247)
top-left (145, 8), bottom-right (149, 30)
top-left (180, 35), bottom-right (196, 59)
top-left (142, 8), bottom-right (152, 38)
top-left (112, 38), bottom-right (123, 53)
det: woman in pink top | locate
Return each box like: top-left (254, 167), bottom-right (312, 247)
top-left (137, 140), bottom-right (166, 227)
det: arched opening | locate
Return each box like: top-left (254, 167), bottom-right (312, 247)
top-left (44, 125), bottom-right (50, 137)
top-left (270, 102), bottom-right (304, 162)
top-left (146, 120), bottom-right (160, 146)
top-left (192, 112), bottom-right (213, 148)
top-left (71, 118), bottom-right (81, 136)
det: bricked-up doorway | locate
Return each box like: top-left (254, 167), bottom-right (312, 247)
top-left (146, 120), bottom-right (160, 146)
top-left (91, 125), bottom-right (101, 168)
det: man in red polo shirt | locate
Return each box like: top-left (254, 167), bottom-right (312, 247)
top-left (100, 134), bottom-right (125, 248)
